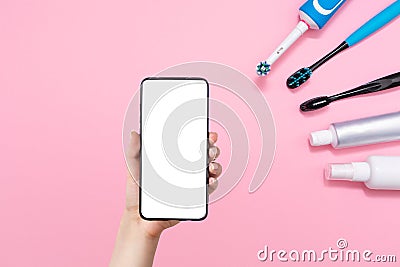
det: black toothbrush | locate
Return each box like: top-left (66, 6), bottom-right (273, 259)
top-left (300, 72), bottom-right (400, 112)
top-left (287, 42), bottom-right (348, 89)
top-left (286, 1), bottom-right (400, 89)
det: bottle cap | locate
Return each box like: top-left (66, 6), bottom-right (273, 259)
top-left (325, 162), bottom-right (371, 182)
top-left (310, 130), bottom-right (333, 146)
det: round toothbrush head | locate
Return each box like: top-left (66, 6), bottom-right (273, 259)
top-left (256, 61), bottom-right (271, 76)
top-left (287, 67), bottom-right (312, 89)
top-left (300, 96), bottom-right (331, 112)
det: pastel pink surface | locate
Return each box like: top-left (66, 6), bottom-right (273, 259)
top-left (1, 0), bottom-right (400, 266)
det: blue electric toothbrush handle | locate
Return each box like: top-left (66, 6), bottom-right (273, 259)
top-left (300, 0), bottom-right (347, 29)
top-left (346, 1), bottom-right (400, 46)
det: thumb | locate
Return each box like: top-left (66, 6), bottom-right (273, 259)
top-left (125, 131), bottom-right (140, 211)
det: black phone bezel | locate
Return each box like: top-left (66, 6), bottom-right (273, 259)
top-left (139, 77), bottom-right (209, 221)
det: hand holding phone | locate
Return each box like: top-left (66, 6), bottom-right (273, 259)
top-left (125, 131), bottom-right (221, 228)
top-left (139, 77), bottom-right (214, 220)
top-left (110, 131), bottom-right (221, 266)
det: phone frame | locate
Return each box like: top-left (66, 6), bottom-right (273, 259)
top-left (139, 77), bottom-right (209, 221)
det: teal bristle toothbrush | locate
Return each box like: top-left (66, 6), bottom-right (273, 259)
top-left (256, 0), bottom-right (347, 76)
top-left (287, 0), bottom-right (400, 89)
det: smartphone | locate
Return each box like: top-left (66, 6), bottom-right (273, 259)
top-left (140, 77), bottom-right (209, 221)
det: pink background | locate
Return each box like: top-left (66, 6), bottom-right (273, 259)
top-left (1, 0), bottom-right (400, 266)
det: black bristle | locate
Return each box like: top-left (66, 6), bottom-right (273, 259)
top-left (300, 96), bottom-right (331, 112)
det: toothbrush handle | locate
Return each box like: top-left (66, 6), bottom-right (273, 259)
top-left (345, 1), bottom-right (400, 47)
top-left (299, 0), bottom-right (346, 29)
top-left (331, 72), bottom-right (400, 101)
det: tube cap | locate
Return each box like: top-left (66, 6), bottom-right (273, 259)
top-left (325, 162), bottom-right (371, 182)
top-left (310, 130), bottom-right (333, 146)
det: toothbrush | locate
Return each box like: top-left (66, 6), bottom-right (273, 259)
top-left (287, 0), bottom-right (400, 89)
top-left (256, 0), bottom-right (347, 76)
top-left (300, 72), bottom-right (400, 112)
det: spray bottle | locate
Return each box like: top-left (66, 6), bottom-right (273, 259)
top-left (326, 156), bottom-right (400, 190)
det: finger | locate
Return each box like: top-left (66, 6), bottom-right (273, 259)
top-left (125, 131), bottom-right (141, 211)
top-left (209, 162), bottom-right (222, 178)
top-left (125, 173), bottom-right (139, 211)
top-left (167, 220), bottom-right (180, 228)
top-left (208, 145), bottom-right (220, 161)
top-left (126, 131), bottom-right (141, 181)
top-left (126, 131), bottom-right (140, 160)
top-left (209, 132), bottom-right (218, 145)
top-left (208, 178), bottom-right (219, 194)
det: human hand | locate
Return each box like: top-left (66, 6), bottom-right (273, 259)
top-left (125, 131), bottom-right (222, 238)
top-left (110, 131), bottom-right (222, 267)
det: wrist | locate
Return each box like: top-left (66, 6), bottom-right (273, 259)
top-left (110, 210), bottom-right (160, 267)
top-left (120, 209), bottom-right (162, 241)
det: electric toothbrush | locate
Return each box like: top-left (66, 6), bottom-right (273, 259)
top-left (256, 0), bottom-right (347, 76)
top-left (287, 0), bottom-right (400, 89)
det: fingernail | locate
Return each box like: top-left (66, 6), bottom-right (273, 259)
top-left (209, 147), bottom-right (217, 158)
top-left (210, 163), bottom-right (215, 171)
top-left (209, 178), bottom-right (216, 184)
top-left (210, 163), bottom-right (218, 171)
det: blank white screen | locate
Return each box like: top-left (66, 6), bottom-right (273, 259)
top-left (140, 78), bottom-right (208, 220)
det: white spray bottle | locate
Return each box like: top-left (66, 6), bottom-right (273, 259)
top-left (326, 156), bottom-right (400, 190)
